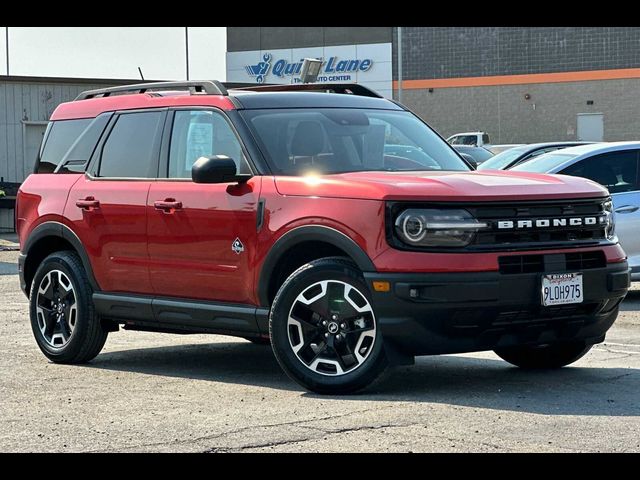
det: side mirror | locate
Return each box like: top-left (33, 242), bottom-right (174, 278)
top-left (192, 155), bottom-right (252, 184)
top-left (459, 153), bottom-right (477, 170)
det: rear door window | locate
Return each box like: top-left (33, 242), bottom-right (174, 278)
top-left (98, 111), bottom-right (164, 178)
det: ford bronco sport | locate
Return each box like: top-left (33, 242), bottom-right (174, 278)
top-left (17, 81), bottom-right (630, 394)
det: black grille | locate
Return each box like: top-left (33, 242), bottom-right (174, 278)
top-left (566, 251), bottom-right (607, 270)
top-left (498, 255), bottom-right (544, 274)
top-left (387, 197), bottom-right (611, 252)
top-left (470, 198), bottom-right (608, 249)
top-left (499, 251), bottom-right (606, 274)
top-left (475, 228), bottom-right (602, 246)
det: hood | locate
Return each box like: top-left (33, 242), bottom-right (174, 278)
top-left (274, 170), bottom-right (608, 202)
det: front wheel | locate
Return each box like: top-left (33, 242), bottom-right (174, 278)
top-left (494, 341), bottom-right (593, 369)
top-left (270, 258), bottom-right (387, 394)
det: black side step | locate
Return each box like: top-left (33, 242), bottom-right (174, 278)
top-left (93, 293), bottom-right (268, 336)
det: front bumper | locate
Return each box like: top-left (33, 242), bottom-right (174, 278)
top-left (364, 261), bottom-right (630, 357)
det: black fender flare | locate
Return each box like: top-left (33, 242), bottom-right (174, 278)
top-left (257, 225), bottom-right (376, 306)
top-left (23, 221), bottom-right (100, 292)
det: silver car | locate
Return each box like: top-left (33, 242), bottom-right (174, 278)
top-left (513, 142), bottom-right (640, 280)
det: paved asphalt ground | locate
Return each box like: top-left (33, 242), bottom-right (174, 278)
top-left (1, 248), bottom-right (639, 452)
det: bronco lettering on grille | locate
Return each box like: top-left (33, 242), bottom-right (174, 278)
top-left (497, 217), bottom-right (600, 229)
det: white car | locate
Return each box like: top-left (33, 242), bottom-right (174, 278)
top-left (447, 131), bottom-right (490, 148)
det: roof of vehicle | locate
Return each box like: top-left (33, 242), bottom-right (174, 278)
top-left (517, 141), bottom-right (595, 150)
top-left (50, 81), bottom-right (402, 121)
top-left (512, 141), bottom-right (640, 173)
top-left (491, 141), bottom-right (593, 155)
top-left (490, 141), bottom-right (594, 157)
top-left (447, 131), bottom-right (486, 136)
top-left (452, 145), bottom-right (492, 153)
top-left (479, 142), bottom-right (594, 170)
top-left (228, 91), bottom-right (400, 110)
top-left (545, 141), bottom-right (640, 158)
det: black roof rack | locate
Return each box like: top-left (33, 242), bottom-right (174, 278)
top-left (74, 80), bottom-right (228, 100)
top-left (231, 83), bottom-right (383, 98)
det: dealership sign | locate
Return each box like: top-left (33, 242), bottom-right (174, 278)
top-left (227, 42), bottom-right (393, 98)
top-left (245, 53), bottom-right (373, 84)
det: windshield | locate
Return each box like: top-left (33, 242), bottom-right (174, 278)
top-left (478, 145), bottom-right (529, 170)
top-left (241, 108), bottom-right (470, 175)
top-left (511, 152), bottom-right (578, 173)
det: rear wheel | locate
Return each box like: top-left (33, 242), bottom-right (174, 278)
top-left (270, 258), bottom-right (387, 394)
top-left (29, 251), bottom-right (108, 364)
top-left (494, 341), bottom-right (592, 369)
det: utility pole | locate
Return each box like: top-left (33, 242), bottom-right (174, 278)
top-left (5, 27), bottom-right (9, 76)
top-left (397, 26), bottom-right (403, 104)
top-left (185, 27), bottom-right (190, 80)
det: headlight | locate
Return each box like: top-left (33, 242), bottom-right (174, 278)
top-left (603, 199), bottom-right (616, 240)
top-left (394, 209), bottom-right (488, 247)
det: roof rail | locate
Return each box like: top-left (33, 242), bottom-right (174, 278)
top-left (231, 83), bottom-right (383, 98)
top-left (74, 80), bottom-right (228, 100)
top-left (222, 82), bottom-right (278, 89)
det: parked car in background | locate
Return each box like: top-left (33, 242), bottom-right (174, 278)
top-left (487, 144), bottom-right (526, 155)
top-left (479, 142), bottom-right (594, 171)
top-left (447, 131), bottom-right (490, 147)
top-left (452, 145), bottom-right (494, 165)
top-left (513, 141), bottom-right (640, 281)
top-left (384, 144), bottom-right (441, 169)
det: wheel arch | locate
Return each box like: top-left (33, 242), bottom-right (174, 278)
top-left (23, 221), bottom-right (99, 297)
top-left (257, 225), bottom-right (376, 307)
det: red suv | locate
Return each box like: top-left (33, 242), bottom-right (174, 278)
top-left (16, 81), bottom-right (630, 394)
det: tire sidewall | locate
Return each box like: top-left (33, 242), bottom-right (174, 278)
top-left (270, 259), bottom-right (387, 394)
top-left (29, 253), bottom-right (93, 361)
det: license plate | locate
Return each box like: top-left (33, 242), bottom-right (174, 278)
top-left (541, 273), bottom-right (583, 306)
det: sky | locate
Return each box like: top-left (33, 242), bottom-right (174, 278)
top-left (0, 27), bottom-right (227, 81)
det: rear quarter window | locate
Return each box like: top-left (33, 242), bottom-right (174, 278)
top-left (37, 119), bottom-right (92, 173)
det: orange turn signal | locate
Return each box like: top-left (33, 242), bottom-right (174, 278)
top-left (372, 281), bottom-right (390, 292)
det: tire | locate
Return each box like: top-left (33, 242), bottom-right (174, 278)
top-left (29, 251), bottom-right (108, 364)
top-left (245, 336), bottom-right (271, 345)
top-left (269, 257), bottom-right (387, 394)
top-left (494, 341), bottom-right (593, 369)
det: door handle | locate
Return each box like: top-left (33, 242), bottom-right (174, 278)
top-left (614, 205), bottom-right (639, 214)
top-left (76, 197), bottom-right (100, 210)
top-left (154, 199), bottom-right (183, 213)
